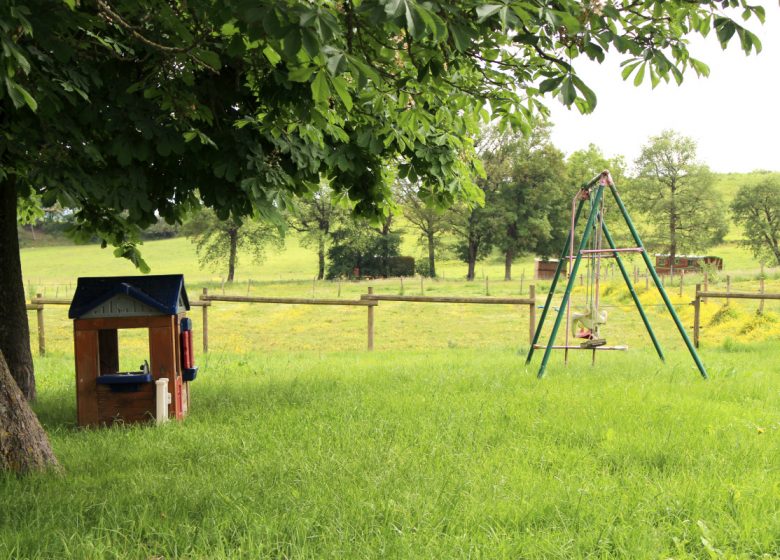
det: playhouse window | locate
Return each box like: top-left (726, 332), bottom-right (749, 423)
top-left (98, 327), bottom-right (150, 376)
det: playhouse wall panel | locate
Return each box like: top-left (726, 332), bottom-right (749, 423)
top-left (75, 316), bottom-right (173, 331)
top-left (149, 321), bottom-right (183, 420)
top-left (96, 384), bottom-right (155, 425)
top-left (74, 328), bottom-right (100, 427)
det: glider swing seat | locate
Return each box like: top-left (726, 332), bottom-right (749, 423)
top-left (526, 171), bottom-right (708, 379)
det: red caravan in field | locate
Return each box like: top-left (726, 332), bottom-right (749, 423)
top-left (654, 254), bottom-right (723, 275)
top-left (68, 275), bottom-right (198, 427)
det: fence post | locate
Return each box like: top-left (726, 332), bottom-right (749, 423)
top-left (726, 275), bottom-right (731, 304)
top-left (759, 265), bottom-right (765, 314)
top-left (679, 270), bottom-right (684, 297)
top-left (35, 293), bottom-right (45, 356)
top-left (400, 276), bottom-right (404, 296)
top-left (693, 283), bottom-right (701, 348)
top-left (367, 286), bottom-right (374, 351)
top-left (645, 271), bottom-right (649, 290)
top-left (420, 276), bottom-right (424, 295)
top-left (528, 284), bottom-right (536, 345)
top-left (201, 288), bottom-right (209, 354)
top-left (702, 272), bottom-right (708, 304)
top-left (520, 269), bottom-right (525, 294)
top-left (634, 265), bottom-right (638, 284)
top-left (485, 276), bottom-right (489, 296)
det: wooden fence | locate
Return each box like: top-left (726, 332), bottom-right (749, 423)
top-left (691, 283), bottom-right (778, 347)
top-left (25, 294), bottom-right (210, 356)
top-left (24, 285), bottom-right (537, 355)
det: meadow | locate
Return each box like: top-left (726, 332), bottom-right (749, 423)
top-left (3, 200), bottom-right (780, 558)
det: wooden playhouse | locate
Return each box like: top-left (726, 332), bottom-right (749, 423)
top-left (68, 275), bottom-right (198, 427)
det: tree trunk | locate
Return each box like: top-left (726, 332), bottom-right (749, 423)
top-left (466, 242), bottom-right (477, 281)
top-left (0, 351), bottom-right (59, 473)
top-left (317, 237), bottom-right (325, 280)
top-left (0, 177), bottom-right (36, 400)
top-left (227, 228), bottom-right (238, 283)
top-left (504, 249), bottom-right (514, 281)
top-left (427, 230), bottom-right (436, 278)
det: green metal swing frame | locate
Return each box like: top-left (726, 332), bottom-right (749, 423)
top-left (526, 171), bottom-right (708, 380)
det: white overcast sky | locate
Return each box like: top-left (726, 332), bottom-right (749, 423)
top-left (547, 4), bottom-right (780, 173)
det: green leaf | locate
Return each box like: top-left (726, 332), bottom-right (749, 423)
top-left (301, 28), bottom-right (319, 58)
top-left (538, 76), bottom-right (562, 94)
top-left (288, 65), bottom-right (316, 82)
top-left (347, 55), bottom-right (380, 84)
top-left (561, 76), bottom-right (576, 106)
top-left (326, 52), bottom-right (345, 76)
top-left (633, 62), bottom-right (646, 86)
top-left (311, 70), bottom-right (330, 105)
top-left (571, 75), bottom-right (596, 111)
top-left (449, 23), bottom-right (470, 52)
top-left (330, 75), bottom-right (353, 111)
top-left (262, 45), bottom-right (281, 65)
top-left (690, 58), bottom-right (710, 78)
top-left (194, 49), bottom-right (221, 71)
top-left (475, 4), bottom-right (502, 22)
top-left (715, 20), bottom-right (736, 47)
top-left (620, 60), bottom-right (642, 81)
top-left (16, 82), bottom-right (37, 111)
top-left (283, 29), bottom-right (301, 59)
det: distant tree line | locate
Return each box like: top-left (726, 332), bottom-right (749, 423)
top-left (20, 127), bottom-right (779, 280)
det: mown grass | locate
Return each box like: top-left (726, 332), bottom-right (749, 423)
top-left (9, 207), bottom-right (780, 558)
top-left (1, 347), bottom-right (778, 559)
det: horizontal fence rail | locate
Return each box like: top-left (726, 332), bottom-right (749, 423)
top-left (360, 295), bottom-right (533, 304)
top-left (24, 285), bottom-right (539, 356)
top-left (202, 294), bottom-right (377, 306)
top-left (692, 284), bottom-right (777, 348)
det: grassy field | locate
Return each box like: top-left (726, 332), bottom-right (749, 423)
top-left (0, 347), bottom-right (778, 559)
top-left (5, 196), bottom-right (780, 558)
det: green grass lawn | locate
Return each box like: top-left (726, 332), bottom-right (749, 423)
top-left (1, 347), bottom-right (778, 559)
top-left (7, 206), bottom-right (780, 558)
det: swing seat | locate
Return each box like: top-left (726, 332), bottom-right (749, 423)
top-left (580, 338), bottom-right (607, 349)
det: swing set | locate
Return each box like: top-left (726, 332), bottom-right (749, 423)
top-left (526, 171), bottom-right (708, 379)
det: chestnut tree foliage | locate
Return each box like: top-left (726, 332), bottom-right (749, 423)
top-left (0, 0), bottom-right (766, 470)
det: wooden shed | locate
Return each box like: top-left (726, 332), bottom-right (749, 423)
top-left (654, 255), bottom-right (723, 275)
top-left (535, 259), bottom-right (559, 280)
top-left (68, 275), bottom-right (197, 427)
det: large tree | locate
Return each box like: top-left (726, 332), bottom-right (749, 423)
top-left (397, 180), bottom-right (449, 278)
top-left (488, 124), bottom-right (569, 280)
top-left (289, 186), bottom-right (346, 280)
top-left (0, 1), bottom-right (766, 471)
top-left (182, 209), bottom-right (283, 283)
top-left (627, 130), bottom-right (728, 265)
top-left (731, 177), bottom-right (780, 266)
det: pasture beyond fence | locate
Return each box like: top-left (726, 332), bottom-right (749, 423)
top-left (25, 286), bottom-right (538, 356)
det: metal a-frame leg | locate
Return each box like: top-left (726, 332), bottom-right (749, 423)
top-left (537, 184), bottom-right (605, 379)
top-left (608, 184), bottom-right (708, 379)
top-left (601, 220), bottom-right (665, 362)
top-left (525, 198), bottom-right (585, 365)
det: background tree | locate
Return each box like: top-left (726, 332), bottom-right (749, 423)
top-left (289, 186), bottom-right (345, 280)
top-left (326, 214), bottom-right (404, 279)
top-left (488, 124), bottom-right (569, 280)
top-left (397, 181), bottom-right (449, 278)
top-left (448, 201), bottom-right (498, 281)
top-left (0, 0), bottom-right (765, 472)
top-left (627, 130), bottom-right (728, 265)
top-left (731, 177), bottom-right (780, 265)
top-left (182, 209), bottom-right (283, 283)
top-left (566, 144), bottom-right (627, 188)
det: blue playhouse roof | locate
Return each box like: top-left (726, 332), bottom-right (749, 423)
top-left (68, 275), bottom-right (190, 319)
